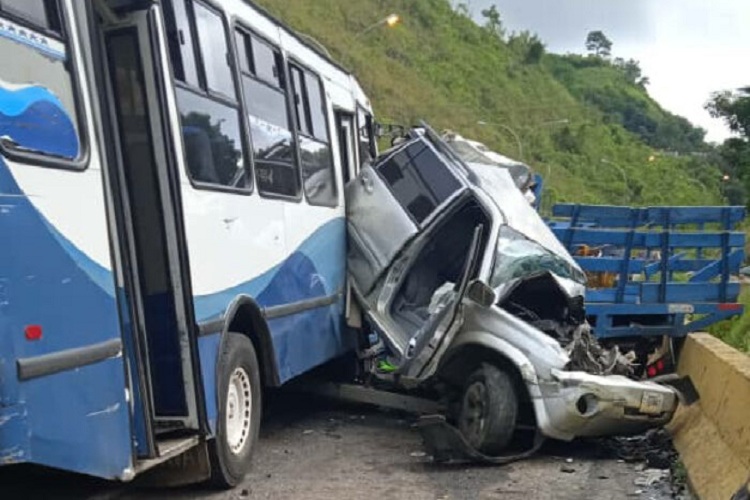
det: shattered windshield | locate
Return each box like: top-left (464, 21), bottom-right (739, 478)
top-left (490, 226), bottom-right (586, 287)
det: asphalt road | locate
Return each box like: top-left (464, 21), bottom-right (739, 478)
top-left (1, 391), bottom-right (677, 500)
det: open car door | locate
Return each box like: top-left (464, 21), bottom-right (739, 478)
top-left (346, 136), bottom-right (465, 297)
top-left (399, 224), bottom-right (484, 381)
top-left (346, 162), bottom-right (419, 296)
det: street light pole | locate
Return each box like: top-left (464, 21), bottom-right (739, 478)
top-left (296, 32), bottom-right (332, 58)
top-left (538, 118), bottom-right (570, 127)
top-left (477, 120), bottom-right (523, 160)
top-left (600, 158), bottom-right (628, 185)
top-left (355, 13), bottom-right (401, 38)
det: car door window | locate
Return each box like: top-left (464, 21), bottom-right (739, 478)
top-left (376, 141), bottom-right (461, 224)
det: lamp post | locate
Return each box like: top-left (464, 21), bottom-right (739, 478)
top-left (538, 118), bottom-right (569, 127)
top-left (600, 158), bottom-right (629, 185)
top-left (296, 32), bottom-right (332, 58)
top-left (356, 13), bottom-right (401, 38)
top-left (687, 178), bottom-right (708, 194)
top-left (477, 120), bottom-right (523, 160)
top-left (600, 158), bottom-right (632, 203)
top-left (475, 118), bottom-right (570, 161)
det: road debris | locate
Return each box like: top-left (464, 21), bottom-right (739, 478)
top-left (634, 468), bottom-right (669, 487)
top-left (598, 429), bottom-right (691, 498)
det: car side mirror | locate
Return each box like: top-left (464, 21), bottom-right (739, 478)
top-left (466, 280), bottom-right (497, 308)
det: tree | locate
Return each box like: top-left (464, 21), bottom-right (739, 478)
top-left (718, 138), bottom-right (750, 207)
top-left (613, 57), bottom-right (644, 84)
top-left (481, 5), bottom-right (504, 39)
top-left (454, 2), bottom-right (470, 17)
top-left (509, 30), bottom-right (546, 64)
top-left (585, 30), bottom-right (612, 58)
top-left (706, 87), bottom-right (750, 138)
top-left (525, 38), bottom-right (546, 64)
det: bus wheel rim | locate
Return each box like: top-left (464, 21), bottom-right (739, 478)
top-left (226, 366), bottom-right (252, 454)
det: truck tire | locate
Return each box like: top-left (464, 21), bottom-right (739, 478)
top-left (458, 363), bottom-right (517, 455)
top-left (209, 332), bottom-right (262, 488)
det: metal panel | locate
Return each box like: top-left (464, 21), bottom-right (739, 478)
top-left (346, 164), bottom-right (418, 294)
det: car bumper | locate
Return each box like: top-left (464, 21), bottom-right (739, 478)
top-left (531, 369), bottom-right (679, 441)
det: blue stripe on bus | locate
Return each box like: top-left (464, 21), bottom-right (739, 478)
top-left (0, 84), bottom-right (80, 158)
top-left (0, 154), bottom-right (132, 477)
top-left (193, 217), bottom-right (346, 321)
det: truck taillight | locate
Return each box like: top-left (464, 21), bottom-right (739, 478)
top-left (646, 358), bottom-right (669, 378)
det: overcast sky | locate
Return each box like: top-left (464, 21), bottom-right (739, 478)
top-left (462, 0), bottom-right (750, 143)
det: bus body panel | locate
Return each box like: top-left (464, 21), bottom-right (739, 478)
top-left (0, 156), bottom-right (131, 477)
top-left (0, 10), bottom-right (133, 474)
top-left (165, 0), bottom-right (373, 395)
top-left (197, 333), bottom-right (221, 433)
top-left (1, 0), bottom-right (376, 480)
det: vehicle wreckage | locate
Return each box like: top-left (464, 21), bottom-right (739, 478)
top-left (341, 123), bottom-right (695, 462)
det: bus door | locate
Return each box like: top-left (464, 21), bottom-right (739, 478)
top-left (96, 2), bottom-right (203, 458)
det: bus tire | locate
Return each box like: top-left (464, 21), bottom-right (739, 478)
top-left (209, 332), bottom-right (262, 488)
top-left (458, 363), bottom-right (517, 455)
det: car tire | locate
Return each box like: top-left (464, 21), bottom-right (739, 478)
top-left (458, 363), bottom-right (517, 455)
top-left (209, 332), bottom-right (262, 488)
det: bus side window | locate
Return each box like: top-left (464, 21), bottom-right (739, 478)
top-left (165, 0), bottom-right (249, 191)
top-left (235, 29), bottom-right (299, 198)
top-left (0, 0), bottom-right (84, 164)
top-left (164, 0), bottom-right (199, 87)
top-left (289, 63), bottom-right (337, 207)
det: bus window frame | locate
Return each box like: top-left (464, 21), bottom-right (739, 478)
top-left (171, 0), bottom-right (252, 196)
top-left (356, 104), bottom-right (376, 167)
top-left (0, 0), bottom-right (90, 171)
top-left (0, 0), bottom-right (62, 39)
top-left (286, 56), bottom-right (338, 208)
top-left (231, 18), bottom-right (303, 203)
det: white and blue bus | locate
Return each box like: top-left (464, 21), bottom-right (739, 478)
top-left (0, 0), bottom-right (375, 486)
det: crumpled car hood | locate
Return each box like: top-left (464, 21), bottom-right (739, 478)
top-left (466, 162), bottom-right (581, 278)
top-left (494, 271), bottom-right (585, 305)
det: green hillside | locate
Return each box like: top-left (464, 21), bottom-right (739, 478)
top-left (254, 0), bottom-right (726, 209)
top-left (545, 54), bottom-right (708, 153)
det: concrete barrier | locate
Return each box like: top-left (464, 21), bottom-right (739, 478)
top-left (667, 333), bottom-right (750, 500)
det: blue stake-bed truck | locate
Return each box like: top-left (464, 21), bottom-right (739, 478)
top-left (442, 134), bottom-right (746, 377)
top-left (541, 187), bottom-right (746, 376)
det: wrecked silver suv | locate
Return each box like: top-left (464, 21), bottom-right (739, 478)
top-left (346, 124), bottom-right (680, 457)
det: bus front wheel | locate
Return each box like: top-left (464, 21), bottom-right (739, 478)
top-left (209, 332), bottom-right (262, 488)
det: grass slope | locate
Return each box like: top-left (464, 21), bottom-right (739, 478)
top-left (253, 0), bottom-right (747, 352)
top-left (254, 0), bottom-right (724, 209)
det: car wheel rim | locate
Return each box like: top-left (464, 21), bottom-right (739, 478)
top-left (461, 382), bottom-right (487, 445)
top-left (225, 367), bottom-right (252, 455)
